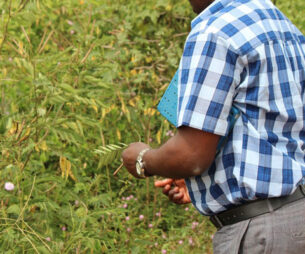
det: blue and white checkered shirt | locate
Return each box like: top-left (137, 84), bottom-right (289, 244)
top-left (177, 0), bottom-right (305, 215)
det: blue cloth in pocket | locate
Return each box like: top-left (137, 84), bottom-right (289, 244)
top-left (157, 70), bottom-right (240, 153)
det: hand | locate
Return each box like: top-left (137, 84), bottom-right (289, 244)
top-left (121, 142), bottom-right (150, 179)
top-left (154, 178), bottom-right (191, 204)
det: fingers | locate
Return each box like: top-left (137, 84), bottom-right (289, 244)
top-left (168, 187), bottom-right (184, 204)
top-left (161, 184), bottom-right (170, 195)
top-left (159, 184), bottom-right (183, 203)
top-left (154, 178), bottom-right (174, 187)
top-left (155, 178), bottom-right (190, 204)
top-left (173, 192), bottom-right (184, 202)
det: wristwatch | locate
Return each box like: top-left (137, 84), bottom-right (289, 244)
top-left (136, 148), bottom-right (150, 178)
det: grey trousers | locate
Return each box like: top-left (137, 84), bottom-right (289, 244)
top-left (213, 198), bottom-right (305, 254)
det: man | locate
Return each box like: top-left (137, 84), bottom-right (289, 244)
top-left (122, 0), bottom-right (305, 253)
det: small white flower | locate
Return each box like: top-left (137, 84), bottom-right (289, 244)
top-left (4, 182), bottom-right (14, 191)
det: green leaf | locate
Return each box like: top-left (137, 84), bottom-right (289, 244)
top-left (7, 204), bottom-right (20, 215)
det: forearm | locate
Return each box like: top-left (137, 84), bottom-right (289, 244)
top-left (144, 142), bottom-right (200, 179)
top-left (144, 127), bottom-right (219, 179)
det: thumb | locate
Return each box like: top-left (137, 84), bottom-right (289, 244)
top-left (173, 179), bottom-right (186, 187)
top-left (154, 178), bottom-right (174, 188)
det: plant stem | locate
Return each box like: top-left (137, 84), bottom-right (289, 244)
top-left (0, 0), bottom-right (12, 53)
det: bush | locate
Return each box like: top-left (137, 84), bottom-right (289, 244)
top-left (0, 0), bottom-right (303, 253)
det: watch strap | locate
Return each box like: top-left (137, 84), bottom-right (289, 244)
top-left (136, 148), bottom-right (150, 178)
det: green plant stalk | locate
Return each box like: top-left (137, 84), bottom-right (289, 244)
top-left (0, 0), bottom-right (12, 53)
top-left (15, 223), bottom-right (39, 254)
top-left (106, 165), bottom-right (112, 199)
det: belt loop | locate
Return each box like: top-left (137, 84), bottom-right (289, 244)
top-left (266, 199), bottom-right (274, 213)
top-left (213, 215), bottom-right (224, 229)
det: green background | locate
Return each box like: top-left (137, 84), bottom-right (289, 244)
top-left (0, 0), bottom-right (304, 253)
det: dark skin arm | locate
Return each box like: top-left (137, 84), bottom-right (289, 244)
top-left (122, 126), bottom-right (220, 179)
top-left (188, 0), bottom-right (214, 14)
top-left (122, 126), bottom-right (220, 204)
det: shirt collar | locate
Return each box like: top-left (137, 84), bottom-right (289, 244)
top-left (191, 0), bottom-right (233, 29)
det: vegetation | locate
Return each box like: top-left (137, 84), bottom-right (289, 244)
top-left (0, 0), bottom-right (304, 253)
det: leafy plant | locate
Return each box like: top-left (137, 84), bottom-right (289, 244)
top-left (0, 0), bottom-right (304, 253)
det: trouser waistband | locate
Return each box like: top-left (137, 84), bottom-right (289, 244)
top-left (209, 185), bottom-right (305, 229)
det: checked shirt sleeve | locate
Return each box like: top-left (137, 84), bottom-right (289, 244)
top-left (177, 33), bottom-right (241, 136)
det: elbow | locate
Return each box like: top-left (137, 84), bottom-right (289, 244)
top-left (154, 130), bottom-right (218, 178)
top-left (190, 166), bottom-right (206, 176)
top-left (185, 147), bottom-right (217, 177)
top-left (170, 126), bottom-right (219, 177)
top-left (188, 161), bottom-right (211, 177)
top-left (175, 150), bottom-right (215, 178)
top-left (189, 161), bottom-right (212, 176)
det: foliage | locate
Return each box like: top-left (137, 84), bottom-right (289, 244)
top-left (0, 0), bottom-right (304, 253)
